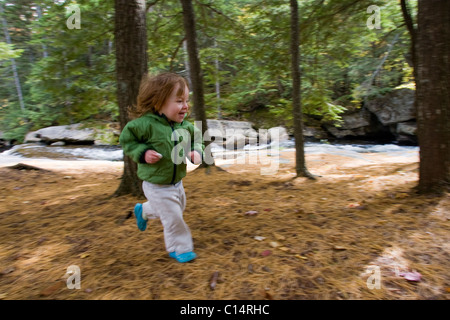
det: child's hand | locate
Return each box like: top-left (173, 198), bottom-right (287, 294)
top-left (144, 150), bottom-right (162, 164)
top-left (188, 151), bottom-right (202, 165)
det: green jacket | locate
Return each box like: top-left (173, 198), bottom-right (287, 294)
top-left (119, 112), bottom-right (204, 185)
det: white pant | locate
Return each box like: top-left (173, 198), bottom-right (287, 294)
top-left (142, 181), bottom-right (193, 254)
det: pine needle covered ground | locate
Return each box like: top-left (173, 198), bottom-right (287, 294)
top-left (0, 149), bottom-right (448, 300)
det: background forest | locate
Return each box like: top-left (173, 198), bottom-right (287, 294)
top-left (0, 0), bottom-right (415, 143)
top-left (1, 0), bottom-right (449, 302)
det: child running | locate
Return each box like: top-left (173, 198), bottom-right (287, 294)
top-left (119, 72), bottom-right (204, 263)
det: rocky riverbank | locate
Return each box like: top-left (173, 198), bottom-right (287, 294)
top-left (1, 88), bottom-right (418, 153)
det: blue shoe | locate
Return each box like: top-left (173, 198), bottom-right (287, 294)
top-left (172, 251), bottom-right (197, 263)
top-left (134, 203), bottom-right (147, 231)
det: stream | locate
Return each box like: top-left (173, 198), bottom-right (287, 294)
top-left (0, 140), bottom-right (419, 165)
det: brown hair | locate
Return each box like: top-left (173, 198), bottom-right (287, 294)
top-left (129, 72), bottom-right (190, 119)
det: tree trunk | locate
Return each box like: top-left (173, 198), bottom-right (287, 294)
top-left (180, 0), bottom-right (214, 168)
top-left (214, 39), bottom-right (222, 120)
top-left (289, 0), bottom-right (314, 179)
top-left (400, 0), bottom-right (417, 80)
top-left (114, 0), bottom-right (148, 197)
top-left (36, 5), bottom-right (49, 58)
top-left (0, 2), bottom-right (26, 114)
top-left (415, 0), bottom-right (450, 193)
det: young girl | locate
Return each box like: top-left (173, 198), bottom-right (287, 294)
top-left (119, 72), bottom-right (204, 263)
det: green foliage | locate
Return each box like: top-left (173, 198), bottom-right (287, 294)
top-left (0, 42), bottom-right (23, 60)
top-left (0, 0), bottom-right (415, 141)
top-left (0, 0), bottom-right (116, 141)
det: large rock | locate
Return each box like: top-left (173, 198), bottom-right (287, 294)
top-left (267, 127), bottom-right (290, 142)
top-left (323, 89), bottom-right (417, 144)
top-left (24, 131), bottom-right (42, 143)
top-left (397, 121), bottom-right (417, 136)
top-left (325, 125), bottom-right (369, 139)
top-left (340, 108), bottom-right (372, 130)
top-left (365, 88), bottom-right (415, 125)
top-left (204, 119), bottom-right (225, 141)
top-left (324, 107), bottom-right (375, 139)
top-left (394, 121), bottom-right (418, 145)
top-left (25, 124), bottom-right (96, 144)
top-left (204, 119), bottom-right (257, 149)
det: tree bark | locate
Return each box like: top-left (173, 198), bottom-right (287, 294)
top-left (400, 0), bottom-right (417, 78)
top-left (114, 0), bottom-right (148, 197)
top-left (214, 39), bottom-right (222, 120)
top-left (415, 0), bottom-right (450, 193)
top-left (289, 0), bottom-right (314, 179)
top-left (0, 2), bottom-right (26, 114)
top-left (180, 0), bottom-right (214, 168)
top-left (36, 5), bottom-right (49, 58)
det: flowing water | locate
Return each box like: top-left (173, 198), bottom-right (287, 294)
top-left (0, 140), bottom-right (419, 165)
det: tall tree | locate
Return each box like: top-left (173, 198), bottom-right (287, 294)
top-left (0, 1), bottom-right (25, 113)
top-left (114, 0), bottom-right (148, 196)
top-left (400, 0), bottom-right (417, 81)
top-left (415, 0), bottom-right (450, 193)
top-left (179, 0), bottom-right (213, 167)
top-left (289, 0), bottom-right (314, 179)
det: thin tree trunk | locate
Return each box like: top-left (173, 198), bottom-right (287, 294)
top-left (183, 40), bottom-right (193, 91)
top-left (114, 0), bottom-right (148, 197)
top-left (214, 39), bottom-right (222, 120)
top-left (0, 2), bottom-right (26, 113)
top-left (180, 0), bottom-right (215, 168)
top-left (36, 5), bottom-right (48, 58)
top-left (290, 0), bottom-right (314, 179)
top-left (415, 0), bottom-right (450, 193)
top-left (400, 0), bottom-right (416, 80)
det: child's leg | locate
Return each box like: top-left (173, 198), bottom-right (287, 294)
top-left (142, 181), bottom-right (159, 221)
top-left (147, 182), bottom-right (194, 254)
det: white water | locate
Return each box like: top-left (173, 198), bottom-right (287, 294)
top-left (0, 140), bottom-right (418, 164)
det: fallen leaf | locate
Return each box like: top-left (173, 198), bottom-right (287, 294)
top-left (273, 233), bottom-right (286, 241)
top-left (262, 266), bottom-right (271, 273)
top-left (40, 281), bottom-right (64, 297)
top-left (261, 250), bottom-right (272, 257)
top-left (269, 241), bottom-right (280, 248)
top-left (263, 288), bottom-right (274, 300)
top-left (210, 271), bottom-right (219, 290)
top-left (333, 246), bottom-right (347, 251)
top-left (105, 258), bottom-right (117, 266)
top-left (395, 193), bottom-right (409, 199)
top-left (80, 253), bottom-right (90, 259)
top-left (295, 254), bottom-right (308, 260)
top-left (1, 267), bottom-right (15, 275)
top-left (399, 271), bottom-right (422, 282)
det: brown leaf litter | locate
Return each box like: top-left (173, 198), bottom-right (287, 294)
top-left (0, 150), bottom-right (448, 300)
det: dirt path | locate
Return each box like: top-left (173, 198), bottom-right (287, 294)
top-left (0, 150), bottom-right (448, 300)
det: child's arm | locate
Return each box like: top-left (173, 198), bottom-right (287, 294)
top-left (119, 121), bottom-right (155, 164)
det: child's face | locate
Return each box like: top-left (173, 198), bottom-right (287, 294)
top-left (159, 83), bottom-right (189, 123)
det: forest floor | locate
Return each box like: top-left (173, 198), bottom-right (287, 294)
top-left (0, 149), bottom-right (449, 300)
